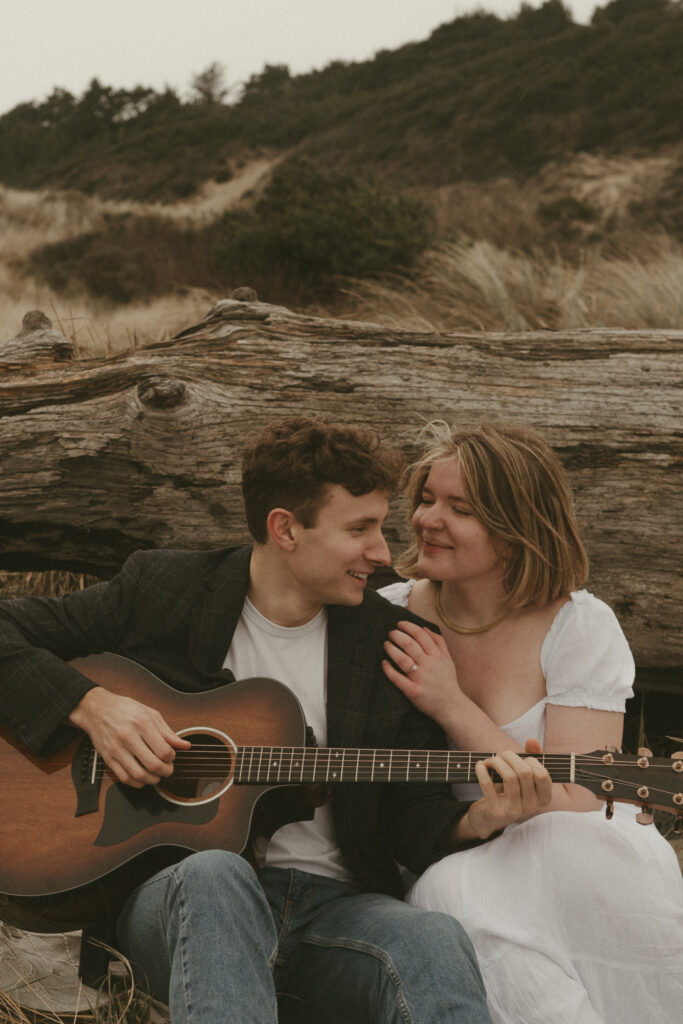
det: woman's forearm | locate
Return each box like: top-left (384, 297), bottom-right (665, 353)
top-left (440, 699), bottom-right (602, 815)
top-left (439, 693), bottom-right (523, 753)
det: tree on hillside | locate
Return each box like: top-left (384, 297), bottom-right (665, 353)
top-left (592, 0), bottom-right (669, 24)
top-left (38, 88), bottom-right (76, 128)
top-left (67, 79), bottom-right (128, 140)
top-left (516, 0), bottom-right (573, 36)
top-left (190, 62), bottom-right (229, 105)
top-left (241, 64), bottom-right (291, 100)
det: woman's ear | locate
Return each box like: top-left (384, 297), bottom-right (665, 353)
top-left (266, 507), bottom-right (299, 551)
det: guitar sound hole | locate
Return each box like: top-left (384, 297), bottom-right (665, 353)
top-left (158, 731), bottom-right (234, 803)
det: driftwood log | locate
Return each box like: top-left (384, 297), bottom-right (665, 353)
top-left (1, 301), bottom-right (680, 693)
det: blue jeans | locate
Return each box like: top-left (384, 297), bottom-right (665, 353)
top-left (115, 851), bottom-right (491, 1024)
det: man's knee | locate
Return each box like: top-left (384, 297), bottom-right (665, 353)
top-left (176, 850), bottom-right (268, 906)
top-left (409, 907), bottom-right (478, 959)
top-left (386, 908), bottom-right (489, 1020)
top-left (174, 849), bottom-right (257, 893)
top-left (163, 850), bottom-right (277, 954)
top-left (376, 902), bottom-right (479, 969)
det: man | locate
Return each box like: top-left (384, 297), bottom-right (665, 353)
top-left (0, 417), bottom-right (493, 1023)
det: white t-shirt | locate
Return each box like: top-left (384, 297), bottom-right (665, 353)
top-left (222, 598), bottom-right (354, 882)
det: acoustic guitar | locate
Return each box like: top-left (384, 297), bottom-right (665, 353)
top-left (1, 653), bottom-right (681, 931)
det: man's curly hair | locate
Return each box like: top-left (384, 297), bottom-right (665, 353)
top-left (241, 417), bottom-right (404, 543)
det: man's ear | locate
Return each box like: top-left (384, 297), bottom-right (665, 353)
top-left (266, 508), bottom-right (300, 551)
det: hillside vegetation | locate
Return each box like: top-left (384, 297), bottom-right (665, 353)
top-left (1, 0), bottom-right (682, 330)
top-left (2, 0), bottom-right (682, 200)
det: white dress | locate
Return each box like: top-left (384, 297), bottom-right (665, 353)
top-left (380, 582), bottom-right (683, 1024)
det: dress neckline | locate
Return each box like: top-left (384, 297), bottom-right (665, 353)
top-left (390, 580), bottom-right (585, 731)
top-left (499, 697), bottom-right (547, 732)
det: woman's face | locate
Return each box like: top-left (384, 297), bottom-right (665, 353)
top-left (412, 457), bottom-right (505, 585)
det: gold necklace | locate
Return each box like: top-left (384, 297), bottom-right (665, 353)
top-left (433, 581), bottom-right (509, 635)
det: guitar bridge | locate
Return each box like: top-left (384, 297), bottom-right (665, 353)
top-left (71, 736), bottom-right (103, 817)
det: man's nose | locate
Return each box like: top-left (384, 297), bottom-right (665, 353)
top-left (368, 531), bottom-right (391, 566)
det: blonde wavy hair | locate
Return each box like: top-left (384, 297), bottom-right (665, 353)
top-left (395, 421), bottom-right (589, 607)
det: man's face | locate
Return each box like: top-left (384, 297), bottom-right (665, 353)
top-left (288, 484), bottom-right (391, 608)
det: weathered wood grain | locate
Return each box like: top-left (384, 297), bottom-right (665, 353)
top-left (1, 300), bottom-right (681, 691)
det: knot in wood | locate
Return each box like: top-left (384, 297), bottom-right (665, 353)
top-left (137, 377), bottom-right (186, 409)
top-left (230, 286), bottom-right (258, 302)
top-left (19, 310), bottom-right (53, 336)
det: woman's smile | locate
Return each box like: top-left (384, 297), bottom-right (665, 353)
top-left (420, 536), bottom-right (453, 555)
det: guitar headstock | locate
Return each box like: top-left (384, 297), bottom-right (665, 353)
top-left (576, 748), bottom-right (683, 827)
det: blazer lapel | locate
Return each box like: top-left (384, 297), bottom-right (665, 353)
top-left (189, 545), bottom-right (252, 678)
top-left (326, 603), bottom-right (378, 748)
top-left (327, 595), bottom-right (414, 750)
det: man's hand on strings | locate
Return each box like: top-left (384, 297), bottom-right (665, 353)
top-left (68, 686), bottom-right (191, 788)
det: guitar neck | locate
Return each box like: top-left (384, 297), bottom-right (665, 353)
top-left (233, 747), bottom-right (575, 785)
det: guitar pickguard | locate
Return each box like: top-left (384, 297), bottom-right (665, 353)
top-left (95, 783), bottom-right (218, 847)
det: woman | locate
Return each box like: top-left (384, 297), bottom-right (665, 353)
top-left (380, 421), bottom-right (683, 1024)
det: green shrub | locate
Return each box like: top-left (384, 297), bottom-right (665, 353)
top-left (26, 216), bottom-right (212, 303)
top-left (538, 196), bottom-right (598, 224)
top-left (213, 166), bottom-right (233, 183)
top-left (211, 157), bottom-right (432, 292)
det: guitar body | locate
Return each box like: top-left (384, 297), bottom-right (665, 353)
top-left (0, 653), bottom-right (306, 927)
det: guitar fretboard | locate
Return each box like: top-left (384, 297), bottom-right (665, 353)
top-left (232, 748), bottom-right (576, 785)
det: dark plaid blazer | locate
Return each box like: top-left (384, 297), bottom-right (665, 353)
top-left (0, 545), bottom-right (466, 897)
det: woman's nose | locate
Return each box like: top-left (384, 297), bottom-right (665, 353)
top-left (418, 505), bottom-right (444, 530)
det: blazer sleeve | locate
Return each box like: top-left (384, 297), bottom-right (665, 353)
top-left (377, 702), bottom-right (471, 874)
top-left (366, 592), bottom-right (479, 873)
top-left (0, 552), bottom-right (148, 753)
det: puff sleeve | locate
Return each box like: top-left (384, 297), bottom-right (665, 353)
top-left (541, 590), bottom-right (635, 712)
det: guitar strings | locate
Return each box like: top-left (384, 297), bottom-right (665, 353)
top-left (85, 749), bottom-right (679, 801)
top-left (88, 751), bottom-right (668, 766)
top-left (145, 748), bottom-right (642, 762)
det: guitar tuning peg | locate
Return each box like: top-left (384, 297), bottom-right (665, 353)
top-left (671, 751), bottom-right (683, 760)
top-left (637, 747), bottom-right (653, 758)
top-left (604, 744), bottom-right (619, 753)
top-left (636, 807), bottom-right (654, 826)
top-left (604, 801), bottom-right (614, 820)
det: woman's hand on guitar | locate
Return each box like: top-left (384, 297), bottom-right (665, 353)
top-left (68, 686), bottom-right (191, 788)
top-left (460, 739), bottom-right (553, 840)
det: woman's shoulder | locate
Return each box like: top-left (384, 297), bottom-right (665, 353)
top-left (377, 578), bottom-right (415, 608)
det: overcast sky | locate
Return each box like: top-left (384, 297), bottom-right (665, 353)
top-left (1, 1), bottom-right (600, 117)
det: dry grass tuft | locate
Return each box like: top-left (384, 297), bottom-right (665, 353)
top-left (0, 986), bottom-right (155, 1024)
top-left (0, 573), bottom-right (100, 600)
top-left (343, 234), bottom-right (683, 332)
top-left (0, 285), bottom-right (218, 361)
top-left (0, 942), bottom-right (165, 1024)
top-left (0, 184), bottom-right (223, 357)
